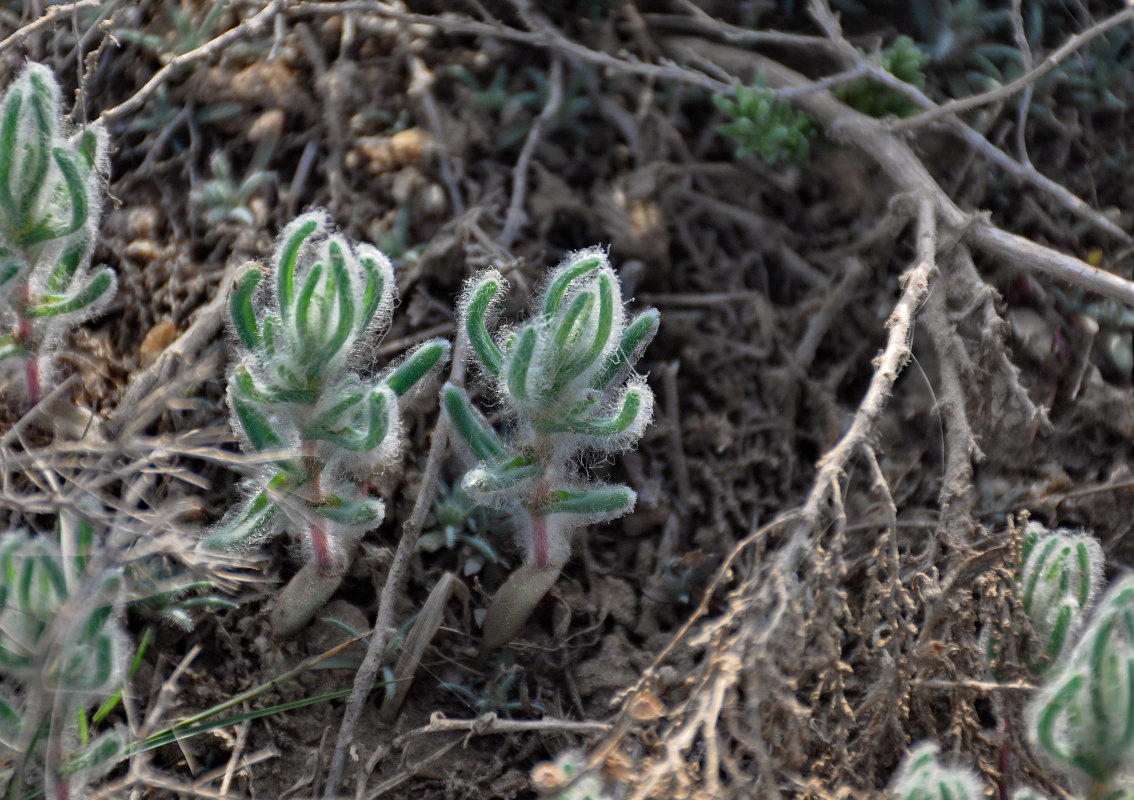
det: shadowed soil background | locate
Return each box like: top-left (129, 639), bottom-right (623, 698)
top-left (4, 1), bottom-right (1134, 798)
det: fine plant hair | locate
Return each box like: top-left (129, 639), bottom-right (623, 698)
top-left (201, 210), bottom-right (450, 637)
top-left (983, 522), bottom-right (1104, 679)
top-left (1026, 574), bottom-right (1134, 798)
top-left (0, 62), bottom-right (114, 408)
top-left (0, 521), bottom-right (127, 799)
top-left (888, 741), bottom-right (985, 800)
top-left (444, 248), bottom-right (658, 650)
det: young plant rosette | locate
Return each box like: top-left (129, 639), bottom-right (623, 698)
top-left (444, 249), bottom-right (658, 650)
top-left (0, 63), bottom-right (114, 407)
top-left (1027, 575), bottom-right (1134, 798)
top-left (202, 211), bottom-right (449, 637)
top-left (984, 523), bottom-right (1104, 679)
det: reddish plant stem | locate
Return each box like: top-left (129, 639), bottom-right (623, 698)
top-left (302, 440), bottom-right (333, 573)
top-left (530, 510), bottom-right (549, 569)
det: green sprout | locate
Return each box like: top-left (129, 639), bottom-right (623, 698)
top-left (835, 35), bottom-right (929, 118)
top-left (0, 63), bottom-right (115, 407)
top-left (984, 522), bottom-right (1104, 679)
top-left (888, 741), bottom-right (985, 800)
top-left (0, 530), bottom-right (128, 799)
top-left (445, 249), bottom-right (658, 651)
top-left (439, 665), bottom-right (545, 717)
top-left (1027, 575), bottom-right (1134, 798)
top-left (201, 211), bottom-right (449, 637)
top-left (415, 478), bottom-right (503, 577)
top-left (190, 151), bottom-right (274, 227)
top-left (713, 73), bottom-right (815, 165)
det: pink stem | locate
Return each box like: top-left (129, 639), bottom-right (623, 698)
top-left (530, 512), bottom-right (550, 569)
top-left (302, 439), bottom-right (335, 573)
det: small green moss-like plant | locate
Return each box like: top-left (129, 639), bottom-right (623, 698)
top-left (1027, 575), bottom-right (1134, 798)
top-left (0, 63), bottom-right (114, 407)
top-left (0, 530), bottom-right (127, 799)
top-left (984, 522), bottom-right (1104, 679)
top-left (835, 35), bottom-right (929, 118)
top-left (713, 74), bottom-right (815, 165)
top-left (444, 249), bottom-right (657, 651)
top-left (888, 741), bottom-right (985, 800)
top-left (200, 211), bottom-right (449, 637)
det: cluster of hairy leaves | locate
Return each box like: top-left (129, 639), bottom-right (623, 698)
top-left (201, 211), bottom-right (449, 636)
top-left (0, 527), bottom-right (127, 798)
top-left (888, 742), bottom-right (985, 800)
top-left (0, 63), bottom-right (115, 406)
top-left (713, 73), bottom-right (815, 165)
top-left (1027, 575), bottom-right (1134, 798)
top-left (445, 249), bottom-right (657, 650)
top-left (984, 522), bottom-right (1104, 679)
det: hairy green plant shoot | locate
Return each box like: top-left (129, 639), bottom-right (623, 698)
top-left (888, 741), bottom-right (985, 800)
top-left (0, 530), bottom-right (127, 799)
top-left (445, 249), bottom-right (657, 650)
top-left (0, 63), bottom-right (114, 407)
top-left (1027, 575), bottom-right (1134, 797)
top-left (202, 211), bottom-right (449, 637)
top-left (984, 522), bottom-right (1104, 679)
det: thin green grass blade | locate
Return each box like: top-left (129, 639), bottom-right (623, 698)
top-left (129, 632), bottom-right (373, 754)
top-left (92, 626), bottom-right (153, 724)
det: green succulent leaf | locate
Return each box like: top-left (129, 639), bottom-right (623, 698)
top-left (313, 494), bottom-right (384, 526)
top-left (542, 254), bottom-right (601, 317)
top-left (590, 307), bottom-right (660, 390)
top-left (384, 339), bottom-right (449, 398)
top-left (308, 385), bottom-right (392, 452)
top-left (232, 395), bottom-right (284, 452)
top-left (0, 83), bottom-right (23, 219)
top-left (539, 385), bottom-right (645, 437)
top-left (202, 490), bottom-right (279, 551)
top-left (505, 325), bottom-right (537, 402)
top-left (230, 266), bottom-right (264, 351)
top-left (24, 267), bottom-right (114, 317)
top-left (538, 485), bottom-right (634, 517)
top-left (312, 240), bottom-right (355, 373)
top-left (464, 275), bottom-right (504, 376)
top-left (277, 215), bottom-right (319, 322)
top-left (443, 383), bottom-right (508, 464)
top-left (42, 237), bottom-right (88, 296)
